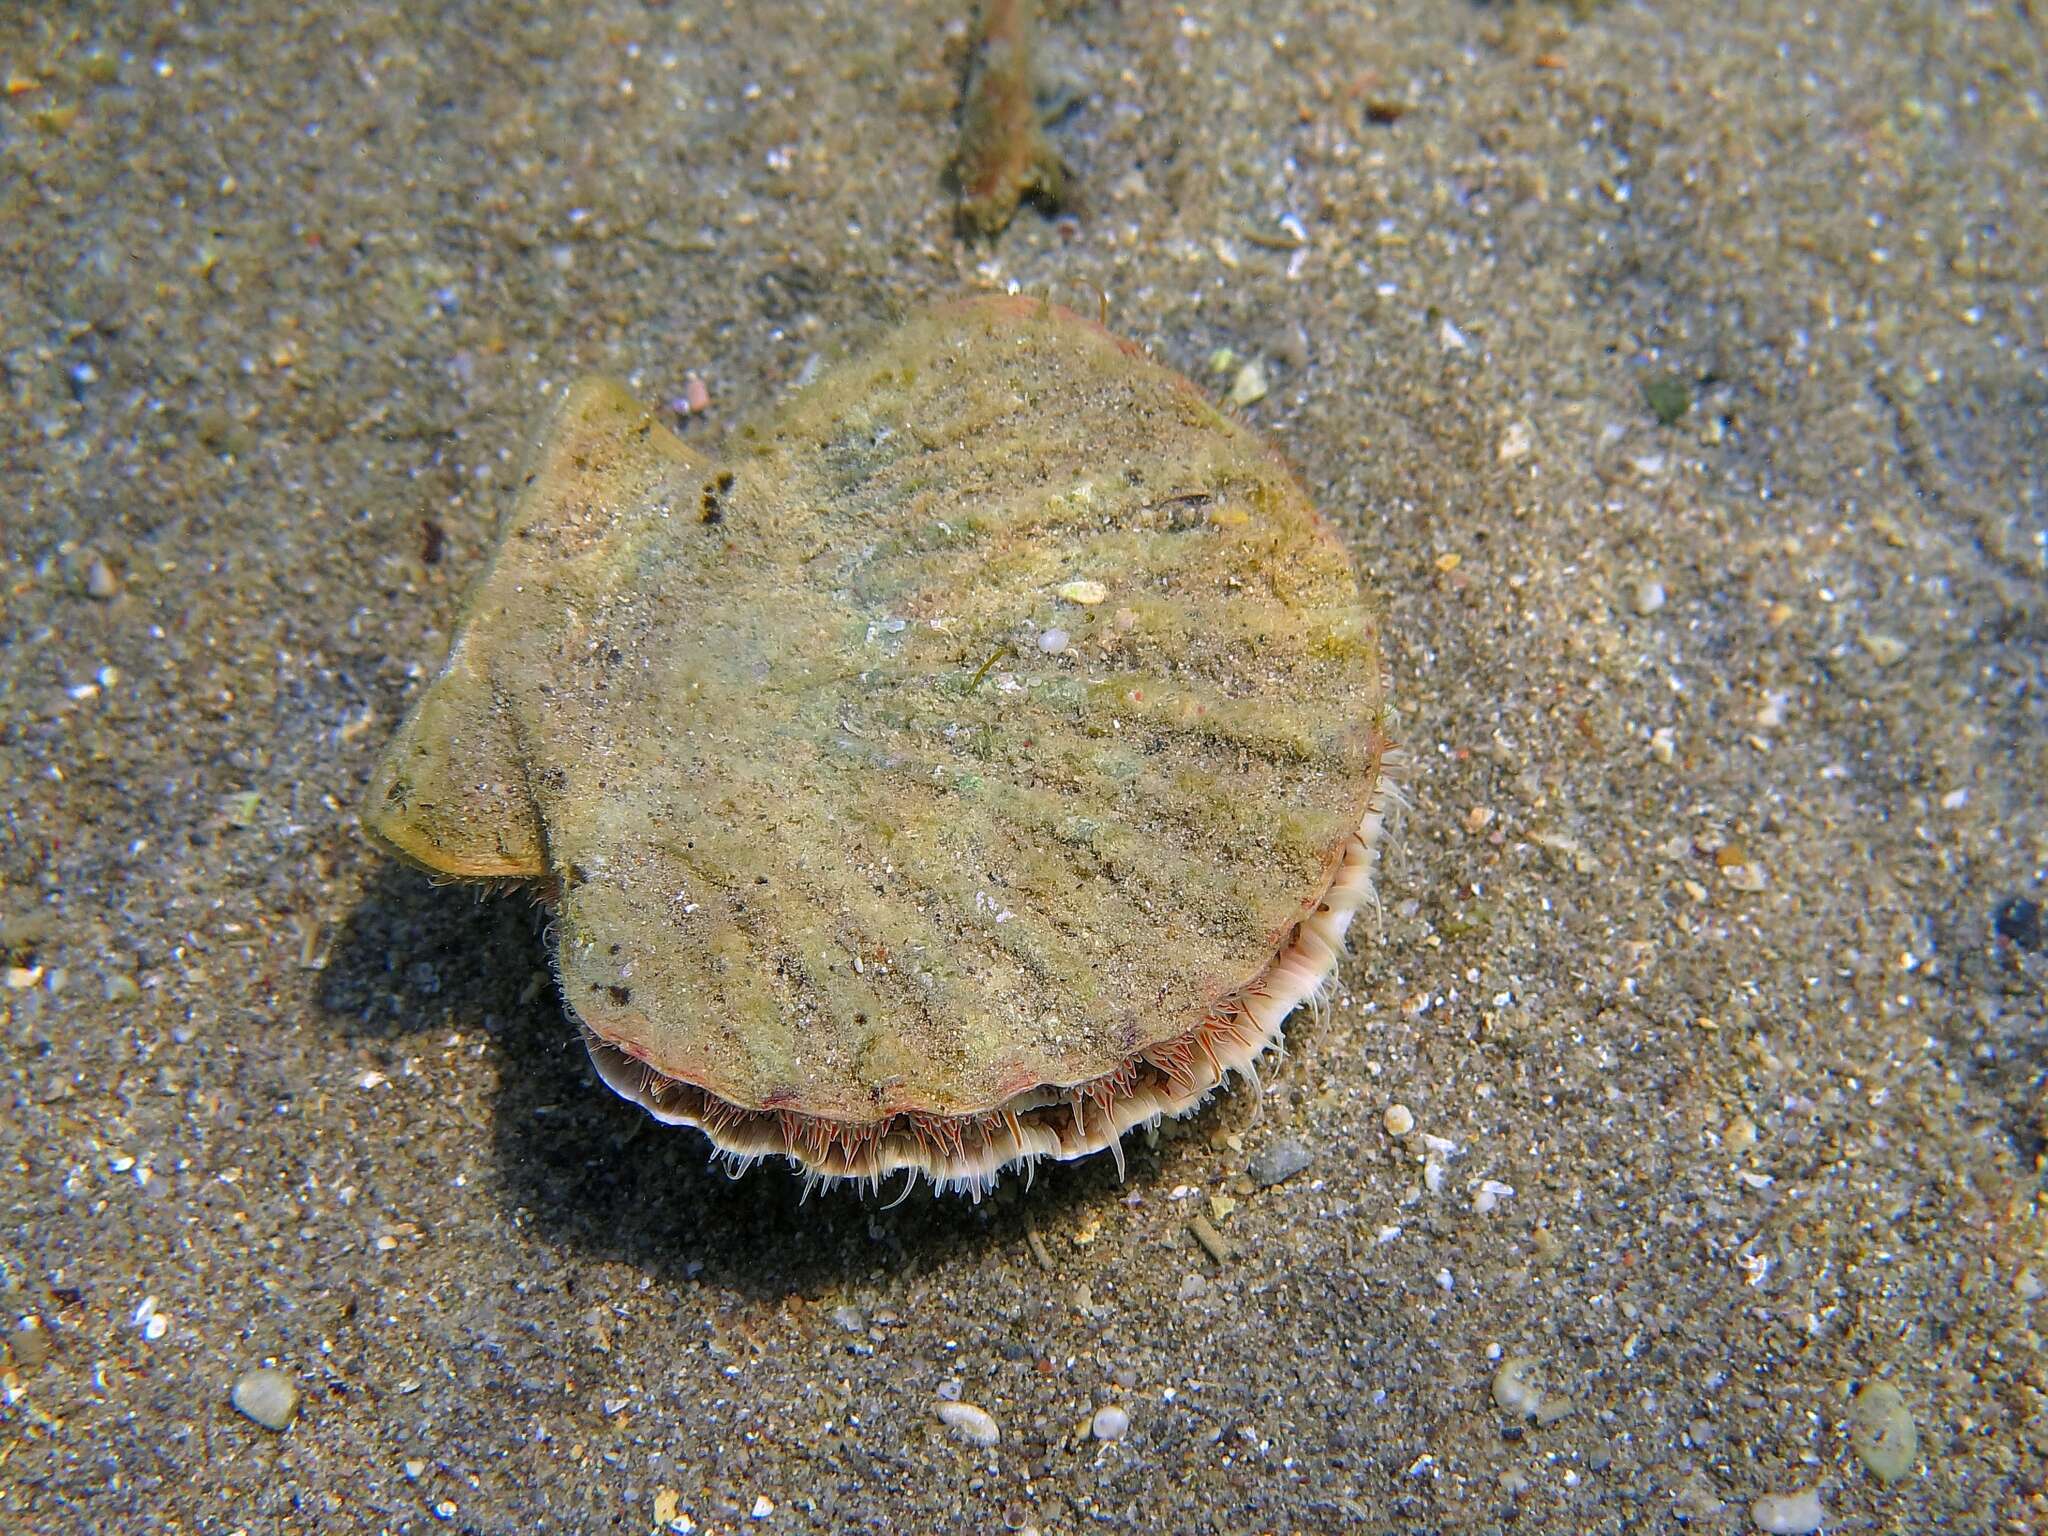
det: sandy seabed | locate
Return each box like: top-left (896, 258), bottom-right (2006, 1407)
top-left (2, 2), bottom-right (2043, 1532)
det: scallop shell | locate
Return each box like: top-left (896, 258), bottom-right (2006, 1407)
top-left (365, 295), bottom-right (1396, 1195)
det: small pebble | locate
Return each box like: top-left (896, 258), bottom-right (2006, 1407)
top-left (1248, 1136), bottom-right (1312, 1188)
top-left (749, 1495), bottom-right (774, 1519)
top-left (230, 1367), bottom-right (300, 1431)
top-left (1848, 1380), bottom-right (1917, 1483)
top-left (1993, 897), bottom-right (2041, 951)
top-left (1490, 1359), bottom-right (1548, 1417)
top-left (1057, 579), bottom-right (1107, 606)
top-left (829, 1304), bottom-right (865, 1333)
top-left (1673, 1469), bottom-right (1725, 1519)
top-left (85, 555), bottom-right (120, 600)
top-left (1859, 630), bottom-right (1909, 667)
top-left (1632, 579), bottom-right (1667, 615)
top-left (11, 1320), bottom-right (51, 1370)
top-left (1090, 1404), bottom-right (1130, 1442)
top-left (1472, 1178), bottom-right (1516, 1215)
top-left (936, 1400), bottom-right (1001, 1448)
top-left (1037, 628), bottom-right (1069, 655)
top-left (1227, 360), bottom-right (1268, 407)
top-left (1750, 1488), bottom-right (1826, 1534)
top-left (1383, 1103), bottom-right (1415, 1137)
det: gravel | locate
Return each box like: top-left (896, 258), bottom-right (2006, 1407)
top-left (1751, 1488), bottom-right (1827, 1534)
top-left (1849, 1381), bottom-right (1918, 1484)
top-left (229, 1368), bottom-right (300, 1432)
top-left (1247, 1136), bottom-right (1313, 1188)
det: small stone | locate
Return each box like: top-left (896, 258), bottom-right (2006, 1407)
top-left (1176, 1272), bottom-right (1209, 1301)
top-left (10, 1320), bottom-right (51, 1370)
top-left (1859, 630), bottom-right (1909, 667)
top-left (1722, 861), bottom-right (1768, 894)
top-left (1383, 1103), bottom-right (1415, 1137)
top-left (1643, 374), bottom-right (1690, 426)
top-left (85, 555), bottom-right (120, 600)
top-left (404, 1459), bottom-right (427, 1481)
top-left (749, 1495), bottom-right (774, 1519)
top-left (230, 1367), bottom-right (300, 1431)
top-left (1496, 420), bottom-right (1533, 463)
top-left (829, 1304), bottom-right (865, 1333)
top-left (1491, 1357), bottom-right (1550, 1419)
top-left (103, 972), bottom-right (142, 1004)
top-left (937, 1400), bottom-right (1001, 1447)
top-left (1673, 1469), bottom-right (1725, 1520)
top-left (1848, 1380), bottom-right (1917, 1484)
top-left (1994, 897), bottom-right (2041, 951)
top-left (1057, 579), bottom-right (1107, 606)
top-left (1037, 628), bottom-right (1069, 655)
top-left (1248, 1136), bottom-right (1312, 1188)
top-left (1649, 726), bottom-right (1677, 764)
top-left (1750, 1488), bottom-right (1825, 1534)
top-left (1090, 1404), bottom-right (1130, 1442)
top-left (1227, 360), bottom-right (1268, 407)
top-left (1632, 579), bottom-right (1667, 615)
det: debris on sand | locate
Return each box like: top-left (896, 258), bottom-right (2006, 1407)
top-left (955, 0), bottom-right (1065, 235)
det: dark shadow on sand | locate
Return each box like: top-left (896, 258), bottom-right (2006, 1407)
top-left (320, 861), bottom-right (1133, 1299)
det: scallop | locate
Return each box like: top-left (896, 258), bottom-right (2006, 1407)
top-left (364, 295), bottom-right (1398, 1195)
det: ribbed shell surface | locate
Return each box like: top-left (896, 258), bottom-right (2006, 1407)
top-left (367, 296), bottom-right (1386, 1124)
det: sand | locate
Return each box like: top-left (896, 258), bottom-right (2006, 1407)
top-left (2, 1), bottom-right (2043, 1531)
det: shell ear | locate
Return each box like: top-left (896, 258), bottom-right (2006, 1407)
top-left (361, 377), bottom-right (703, 881)
top-left (499, 376), bottom-right (704, 558)
top-left (362, 660), bottom-right (547, 880)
